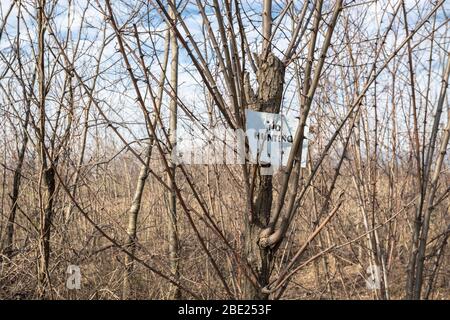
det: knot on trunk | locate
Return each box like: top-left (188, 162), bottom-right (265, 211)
top-left (258, 217), bottom-right (288, 249)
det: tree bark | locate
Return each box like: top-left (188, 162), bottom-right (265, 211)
top-left (123, 146), bottom-right (151, 299)
top-left (168, 0), bottom-right (181, 300)
top-left (243, 52), bottom-right (285, 299)
top-left (2, 109), bottom-right (30, 260)
top-left (412, 54), bottom-right (450, 299)
top-left (36, 0), bottom-right (55, 298)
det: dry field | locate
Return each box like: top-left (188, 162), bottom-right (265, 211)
top-left (0, 0), bottom-right (449, 300)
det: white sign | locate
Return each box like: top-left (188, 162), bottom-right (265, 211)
top-left (245, 109), bottom-right (308, 169)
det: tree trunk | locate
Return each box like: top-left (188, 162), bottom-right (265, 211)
top-left (36, 0), bottom-right (55, 298)
top-left (123, 146), bottom-right (151, 299)
top-left (38, 167), bottom-right (55, 297)
top-left (412, 54), bottom-right (450, 299)
top-left (2, 111), bottom-right (29, 260)
top-left (167, 0), bottom-right (181, 300)
top-left (243, 52), bottom-right (285, 299)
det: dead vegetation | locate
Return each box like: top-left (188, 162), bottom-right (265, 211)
top-left (0, 0), bottom-right (449, 300)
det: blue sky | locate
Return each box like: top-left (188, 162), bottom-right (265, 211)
top-left (0, 0), bottom-right (448, 163)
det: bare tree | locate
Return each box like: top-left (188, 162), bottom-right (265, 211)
top-left (0, 0), bottom-right (448, 301)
